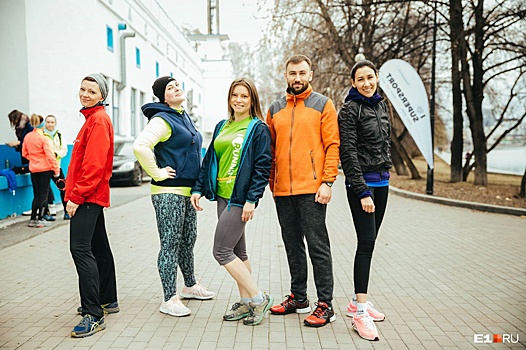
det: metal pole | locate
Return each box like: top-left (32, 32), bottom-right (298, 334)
top-left (426, 0), bottom-right (437, 195)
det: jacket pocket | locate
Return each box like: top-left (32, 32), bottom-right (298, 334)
top-left (310, 150), bottom-right (317, 180)
top-left (178, 151), bottom-right (200, 179)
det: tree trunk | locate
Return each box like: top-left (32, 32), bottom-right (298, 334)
top-left (391, 145), bottom-right (408, 176)
top-left (470, 0), bottom-right (488, 186)
top-left (388, 110), bottom-right (408, 175)
top-left (387, 102), bottom-right (421, 179)
top-left (449, 0), bottom-right (464, 182)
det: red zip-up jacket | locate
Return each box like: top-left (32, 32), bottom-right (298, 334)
top-left (65, 105), bottom-right (114, 207)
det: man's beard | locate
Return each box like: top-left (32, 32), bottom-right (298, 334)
top-left (288, 82), bottom-right (309, 95)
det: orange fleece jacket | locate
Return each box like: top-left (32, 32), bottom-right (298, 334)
top-left (22, 129), bottom-right (60, 175)
top-left (266, 85), bottom-right (340, 196)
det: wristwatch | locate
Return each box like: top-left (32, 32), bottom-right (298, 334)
top-left (323, 182), bottom-right (334, 187)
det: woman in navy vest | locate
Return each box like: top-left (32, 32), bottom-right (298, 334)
top-left (134, 76), bottom-right (215, 317)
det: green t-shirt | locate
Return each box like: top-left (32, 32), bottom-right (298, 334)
top-left (215, 117), bottom-right (252, 199)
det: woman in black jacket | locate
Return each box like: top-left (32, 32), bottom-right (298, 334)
top-left (191, 78), bottom-right (273, 326)
top-left (338, 60), bottom-right (392, 341)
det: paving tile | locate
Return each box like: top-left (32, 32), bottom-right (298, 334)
top-left (0, 182), bottom-right (524, 349)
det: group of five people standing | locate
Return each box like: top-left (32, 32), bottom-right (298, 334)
top-left (65, 54), bottom-right (391, 342)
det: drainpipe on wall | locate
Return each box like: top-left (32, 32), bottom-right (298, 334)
top-left (117, 32), bottom-right (135, 91)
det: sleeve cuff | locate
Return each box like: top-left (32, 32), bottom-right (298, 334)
top-left (358, 190), bottom-right (372, 199)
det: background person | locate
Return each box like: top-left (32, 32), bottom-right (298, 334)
top-left (66, 74), bottom-right (118, 338)
top-left (43, 114), bottom-right (69, 219)
top-left (267, 54), bottom-right (340, 328)
top-left (338, 60), bottom-right (392, 341)
top-left (133, 76), bottom-right (215, 318)
top-left (21, 114), bottom-right (60, 228)
top-left (191, 78), bottom-right (273, 326)
top-left (7, 109), bottom-right (33, 165)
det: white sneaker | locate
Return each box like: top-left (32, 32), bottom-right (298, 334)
top-left (159, 295), bottom-right (191, 317)
top-left (36, 220), bottom-right (52, 227)
top-left (180, 282), bottom-right (215, 300)
top-left (22, 210), bottom-right (32, 216)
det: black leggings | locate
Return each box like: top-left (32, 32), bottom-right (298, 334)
top-left (346, 186), bottom-right (389, 294)
top-left (30, 171), bottom-right (53, 220)
top-left (70, 203), bottom-right (117, 317)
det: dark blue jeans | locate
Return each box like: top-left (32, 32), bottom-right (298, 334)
top-left (70, 203), bottom-right (117, 317)
top-left (275, 194), bottom-right (334, 303)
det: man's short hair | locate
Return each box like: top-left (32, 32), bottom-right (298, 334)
top-left (285, 54), bottom-right (312, 70)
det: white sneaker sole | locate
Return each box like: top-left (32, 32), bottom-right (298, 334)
top-left (159, 307), bottom-right (191, 317)
top-left (295, 306), bottom-right (311, 314)
top-left (179, 292), bottom-right (215, 300)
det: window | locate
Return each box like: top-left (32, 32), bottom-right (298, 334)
top-left (136, 47), bottom-right (141, 68)
top-left (140, 92), bottom-right (146, 131)
top-left (155, 61), bottom-right (159, 78)
top-left (131, 88), bottom-right (137, 136)
top-left (107, 26), bottom-right (114, 52)
top-left (112, 81), bottom-right (120, 134)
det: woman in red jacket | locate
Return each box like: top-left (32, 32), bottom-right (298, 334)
top-left (22, 114), bottom-right (60, 228)
top-left (66, 74), bottom-right (118, 338)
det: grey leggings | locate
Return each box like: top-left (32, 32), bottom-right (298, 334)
top-left (213, 197), bottom-right (248, 265)
top-left (151, 193), bottom-right (197, 302)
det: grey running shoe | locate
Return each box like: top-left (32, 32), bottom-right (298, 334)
top-left (36, 220), bottom-right (52, 227)
top-left (243, 294), bottom-right (274, 326)
top-left (223, 302), bottom-right (251, 321)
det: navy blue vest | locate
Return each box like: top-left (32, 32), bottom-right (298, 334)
top-left (141, 103), bottom-right (203, 187)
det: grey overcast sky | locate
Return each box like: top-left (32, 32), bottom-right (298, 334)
top-left (158, 0), bottom-right (271, 44)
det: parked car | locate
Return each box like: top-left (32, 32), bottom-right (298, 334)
top-left (110, 140), bottom-right (145, 186)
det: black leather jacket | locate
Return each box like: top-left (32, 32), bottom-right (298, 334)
top-left (338, 98), bottom-right (392, 197)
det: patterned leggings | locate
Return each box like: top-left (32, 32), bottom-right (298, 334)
top-left (151, 193), bottom-right (197, 301)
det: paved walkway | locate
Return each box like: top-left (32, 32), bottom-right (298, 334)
top-left (1, 177), bottom-right (525, 349)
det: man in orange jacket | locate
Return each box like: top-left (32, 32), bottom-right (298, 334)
top-left (267, 54), bottom-right (340, 327)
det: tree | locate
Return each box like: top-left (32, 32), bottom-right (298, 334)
top-left (449, 0), bottom-right (465, 182)
top-left (451, 0), bottom-right (526, 185)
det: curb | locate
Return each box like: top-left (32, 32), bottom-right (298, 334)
top-left (390, 186), bottom-right (526, 217)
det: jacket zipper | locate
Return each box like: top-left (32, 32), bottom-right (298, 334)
top-left (228, 120), bottom-right (256, 210)
top-left (310, 150), bottom-right (317, 180)
top-left (289, 97), bottom-right (296, 195)
top-left (374, 105), bottom-right (386, 159)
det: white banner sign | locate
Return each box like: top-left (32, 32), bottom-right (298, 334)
top-left (379, 59), bottom-right (434, 169)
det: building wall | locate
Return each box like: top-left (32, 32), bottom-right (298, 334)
top-left (0, 0), bottom-right (30, 143)
top-left (0, 0), bottom-right (233, 146)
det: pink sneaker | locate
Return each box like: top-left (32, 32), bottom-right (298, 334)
top-left (352, 313), bottom-right (380, 341)
top-left (179, 282), bottom-right (215, 300)
top-left (346, 301), bottom-right (385, 321)
top-left (159, 295), bottom-right (191, 317)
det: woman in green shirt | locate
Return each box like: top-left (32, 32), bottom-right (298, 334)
top-left (191, 78), bottom-right (273, 326)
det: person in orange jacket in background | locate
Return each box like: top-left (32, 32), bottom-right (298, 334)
top-left (266, 54), bottom-right (340, 328)
top-left (22, 114), bottom-right (60, 228)
top-left (66, 74), bottom-right (118, 338)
